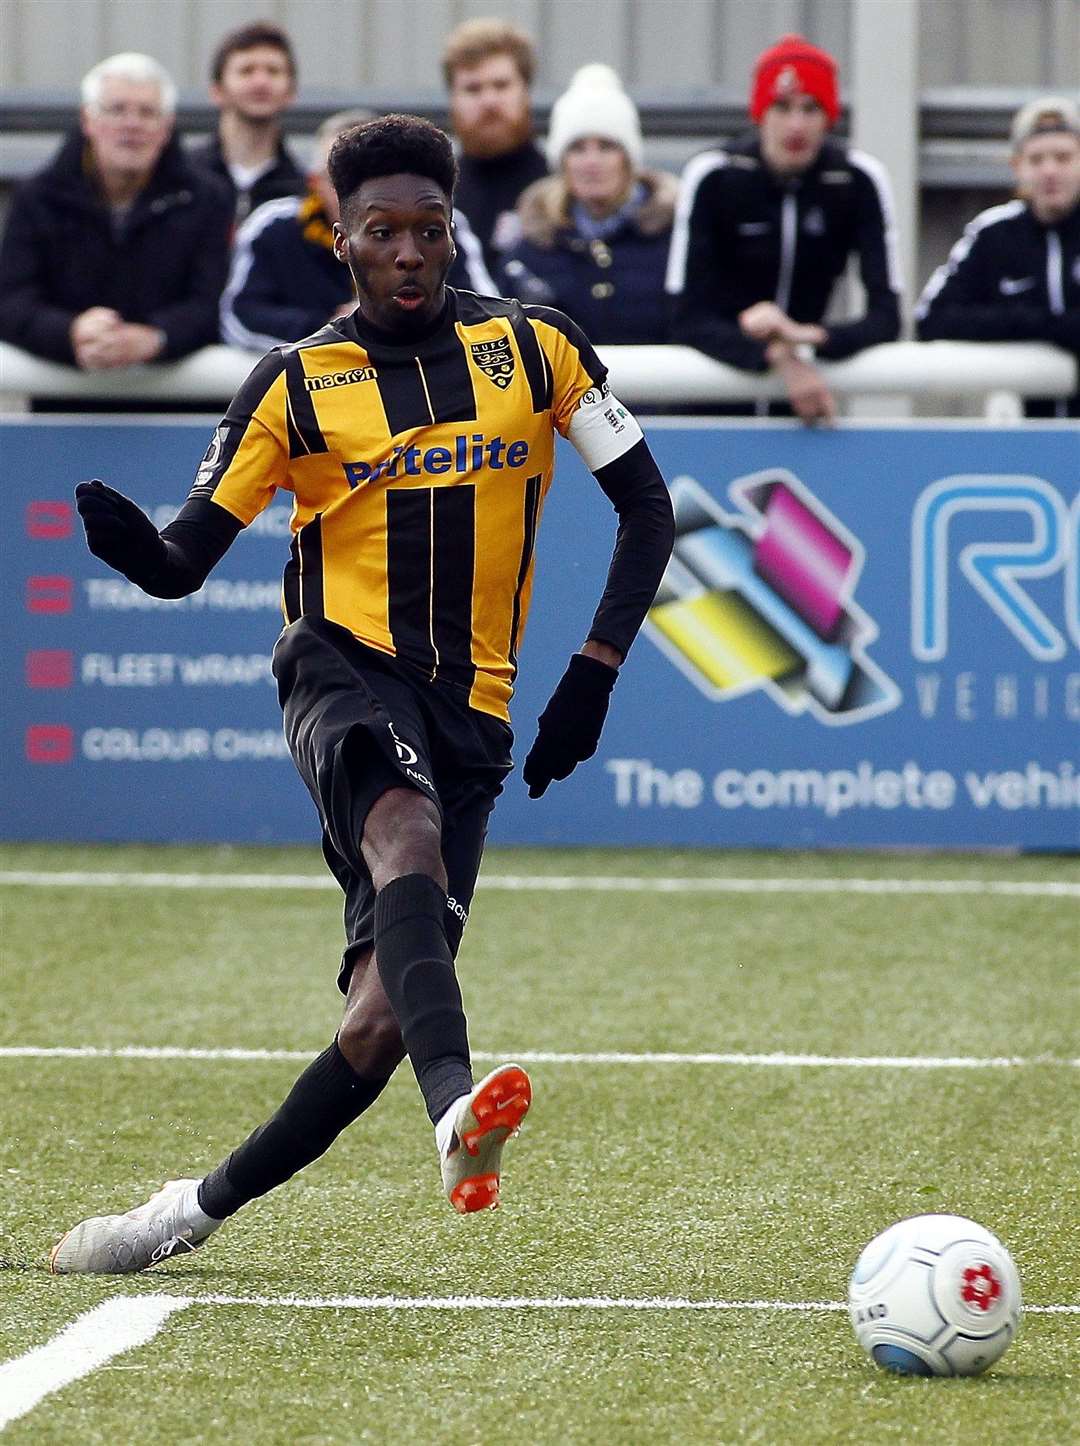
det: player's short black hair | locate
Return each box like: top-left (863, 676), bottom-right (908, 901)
top-left (328, 114), bottom-right (458, 211)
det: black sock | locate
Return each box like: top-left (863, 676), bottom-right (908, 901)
top-left (197, 1040), bottom-right (389, 1219)
top-left (374, 872), bottom-right (472, 1124)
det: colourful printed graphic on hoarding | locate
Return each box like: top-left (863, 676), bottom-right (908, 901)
top-left (646, 470), bottom-right (900, 725)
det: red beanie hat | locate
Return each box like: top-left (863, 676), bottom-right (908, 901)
top-left (750, 34), bottom-right (840, 127)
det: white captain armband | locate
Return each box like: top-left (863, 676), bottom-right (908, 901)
top-left (566, 383), bottom-right (644, 471)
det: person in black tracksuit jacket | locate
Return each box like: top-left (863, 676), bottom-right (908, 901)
top-left (0, 111), bottom-right (232, 367)
top-left (220, 113), bottom-right (497, 350)
top-left (666, 33), bottom-right (902, 421)
top-left (916, 96), bottom-right (1080, 418)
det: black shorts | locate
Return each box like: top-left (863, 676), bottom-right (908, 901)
top-left (272, 618), bottom-right (513, 992)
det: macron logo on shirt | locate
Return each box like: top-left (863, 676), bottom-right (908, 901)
top-left (305, 367), bottom-right (377, 391)
top-left (343, 435), bottom-right (530, 487)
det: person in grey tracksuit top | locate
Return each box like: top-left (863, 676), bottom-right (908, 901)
top-left (917, 95), bottom-right (1080, 418)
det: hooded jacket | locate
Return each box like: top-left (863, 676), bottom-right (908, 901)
top-left (916, 197), bottom-right (1080, 417)
top-left (500, 168), bottom-right (677, 345)
top-left (665, 131), bottom-right (902, 370)
top-left (0, 129), bottom-right (233, 365)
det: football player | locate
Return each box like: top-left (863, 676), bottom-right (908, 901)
top-left (51, 114), bottom-right (674, 1273)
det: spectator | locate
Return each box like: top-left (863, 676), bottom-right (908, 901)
top-left (666, 34), bottom-right (902, 421)
top-left (443, 18), bottom-right (548, 275)
top-left (188, 21), bottom-right (304, 224)
top-left (0, 52), bottom-right (232, 369)
top-left (501, 65), bottom-right (676, 344)
top-left (221, 112), bottom-right (496, 352)
top-left (916, 95), bottom-right (1080, 418)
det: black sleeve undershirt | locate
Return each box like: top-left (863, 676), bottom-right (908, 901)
top-left (585, 437), bottom-right (675, 661)
top-left (137, 497), bottom-right (245, 598)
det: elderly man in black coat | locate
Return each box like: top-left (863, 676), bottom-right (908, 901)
top-left (0, 52), bottom-right (232, 370)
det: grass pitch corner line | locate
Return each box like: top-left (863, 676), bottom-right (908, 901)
top-left (2, 1291), bottom-right (1075, 1430)
top-left (0, 1295), bottom-right (188, 1430)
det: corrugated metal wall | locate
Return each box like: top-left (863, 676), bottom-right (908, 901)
top-left (1, 0), bottom-right (1075, 95)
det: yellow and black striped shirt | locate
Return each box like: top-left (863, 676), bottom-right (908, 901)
top-left (189, 289), bottom-right (605, 720)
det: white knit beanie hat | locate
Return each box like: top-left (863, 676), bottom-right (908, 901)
top-left (546, 64), bottom-right (643, 170)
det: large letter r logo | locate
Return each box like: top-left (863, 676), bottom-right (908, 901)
top-left (911, 476), bottom-right (1076, 662)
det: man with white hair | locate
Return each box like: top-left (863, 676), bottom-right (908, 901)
top-left (0, 52), bottom-right (232, 370)
top-left (917, 95), bottom-right (1080, 417)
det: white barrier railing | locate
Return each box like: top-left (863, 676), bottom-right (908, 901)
top-left (0, 338), bottom-right (1075, 416)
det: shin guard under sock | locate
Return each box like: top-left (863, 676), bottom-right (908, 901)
top-left (197, 1040), bottom-right (388, 1219)
top-left (374, 872), bottom-right (472, 1124)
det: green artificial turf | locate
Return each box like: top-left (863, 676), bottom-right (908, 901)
top-left (1, 844), bottom-right (1077, 1443)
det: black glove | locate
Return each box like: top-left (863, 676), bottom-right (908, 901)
top-left (75, 480), bottom-right (166, 584)
top-left (522, 652), bottom-right (618, 799)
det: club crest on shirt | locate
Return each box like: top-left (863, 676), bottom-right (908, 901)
top-left (470, 337), bottom-right (516, 389)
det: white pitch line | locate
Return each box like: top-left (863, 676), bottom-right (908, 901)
top-left (0, 870), bottom-right (337, 891)
top-left (0, 1295), bottom-right (189, 1430)
top-left (150, 1293), bottom-right (1080, 1316)
top-left (485, 875), bottom-right (1080, 899)
top-left (189, 1293), bottom-right (849, 1312)
top-left (0, 1046), bottom-right (1076, 1068)
top-left (0, 870), bottom-right (1077, 899)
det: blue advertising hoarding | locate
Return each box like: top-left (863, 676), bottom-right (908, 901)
top-left (2, 416), bottom-right (1077, 848)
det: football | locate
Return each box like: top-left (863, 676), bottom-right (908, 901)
top-left (848, 1213), bottom-right (1022, 1376)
